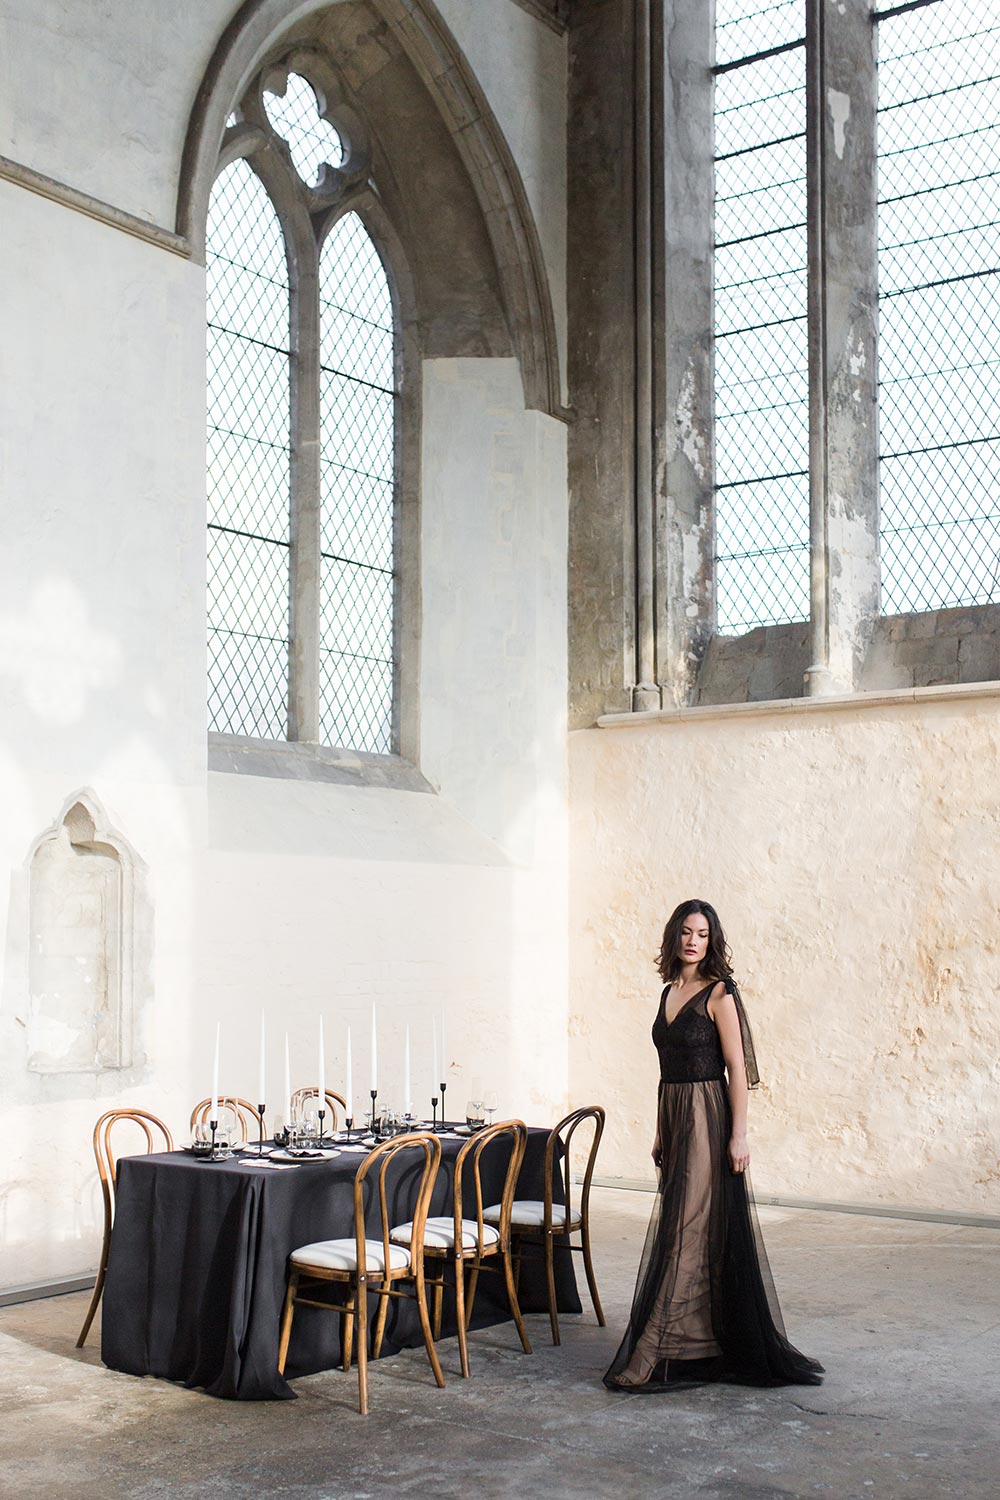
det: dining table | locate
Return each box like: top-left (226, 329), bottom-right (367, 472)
top-left (101, 1125), bottom-right (582, 1400)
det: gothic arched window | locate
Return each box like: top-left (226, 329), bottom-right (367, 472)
top-left (206, 62), bottom-right (397, 755)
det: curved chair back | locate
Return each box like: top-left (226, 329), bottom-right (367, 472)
top-left (354, 1131), bottom-right (442, 1276)
top-left (454, 1119), bottom-right (527, 1254)
top-left (290, 1087), bottom-right (347, 1129)
top-left (77, 1108), bottom-right (174, 1348)
top-left (189, 1097), bottom-right (262, 1141)
top-left (95, 1108), bottom-right (174, 1219)
top-left (544, 1105), bottom-right (605, 1232)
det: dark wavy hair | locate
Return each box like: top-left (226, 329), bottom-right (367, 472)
top-left (656, 899), bottom-right (733, 985)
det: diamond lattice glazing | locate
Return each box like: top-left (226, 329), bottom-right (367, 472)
top-left (263, 73), bottom-right (344, 185)
top-left (714, 7), bottom-right (809, 635)
top-left (877, 0), bottom-right (1000, 613)
top-left (318, 213), bottom-right (396, 754)
top-left (206, 157), bottom-right (291, 737)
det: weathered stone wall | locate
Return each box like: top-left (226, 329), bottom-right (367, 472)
top-left (569, 697), bottom-right (1000, 1214)
top-left (862, 605), bottom-right (1000, 692)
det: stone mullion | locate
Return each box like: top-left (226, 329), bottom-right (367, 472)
top-left (655, 0), bottom-right (715, 708)
top-left (288, 227), bottom-right (322, 743)
top-left (804, 0), bottom-right (880, 695)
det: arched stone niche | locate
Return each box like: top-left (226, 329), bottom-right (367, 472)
top-left (27, 793), bottom-right (143, 1075)
top-left (177, 0), bottom-right (565, 417)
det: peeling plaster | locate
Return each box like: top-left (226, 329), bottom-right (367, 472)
top-left (674, 366), bottom-right (709, 483)
top-left (828, 89), bottom-right (851, 159)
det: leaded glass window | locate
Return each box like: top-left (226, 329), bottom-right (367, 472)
top-left (319, 215), bottom-right (395, 754)
top-left (205, 65), bottom-right (397, 753)
top-left (713, 1), bottom-right (809, 636)
top-left (876, 0), bottom-right (1000, 613)
top-left (207, 159), bottom-right (291, 739)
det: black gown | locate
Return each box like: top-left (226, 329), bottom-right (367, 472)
top-left (604, 977), bottom-right (823, 1391)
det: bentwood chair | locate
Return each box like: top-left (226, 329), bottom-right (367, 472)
top-left (76, 1108), bottom-right (174, 1347)
top-left (485, 1104), bottom-right (605, 1345)
top-left (189, 1097), bottom-right (262, 1142)
top-left (278, 1132), bottom-right (444, 1415)
top-left (393, 1120), bottom-right (532, 1377)
top-left (289, 1087), bottom-right (348, 1130)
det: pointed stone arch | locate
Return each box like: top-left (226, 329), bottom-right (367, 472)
top-left (176, 0), bottom-right (565, 418)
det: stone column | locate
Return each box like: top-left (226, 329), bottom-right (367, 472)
top-left (804, 0), bottom-right (879, 694)
top-left (567, 0), bottom-right (637, 727)
top-left (655, 0), bottom-right (715, 708)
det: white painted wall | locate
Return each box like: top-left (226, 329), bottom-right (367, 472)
top-left (569, 700), bottom-right (1000, 1216)
top-left (0, 1), bottom-right (570, 1292)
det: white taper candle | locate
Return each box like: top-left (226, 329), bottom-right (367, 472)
top-left (284, 1032), bottom-right (291, 1127)
top-left (318, 1015), bottom-right (326, 1111)
top-left (258, 1011), bottom-right (266, 1107)
top-left (432, 1016), bottom-right (438, 1095)
top-left (345, 1026), bottom-right (353, 1123)
top-left (370, 1003), bottom-right (378, 1092)
top-left (211, 1021), bottom-right (220, 1121)
top-left (404, 1024), bottom-right (412, 1115)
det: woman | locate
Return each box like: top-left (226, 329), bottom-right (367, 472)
top-left (604, 899), bottom-right (823, 1391)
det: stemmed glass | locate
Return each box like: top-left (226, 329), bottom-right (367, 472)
top-left (482, 1089), bottom-right (498, 1127)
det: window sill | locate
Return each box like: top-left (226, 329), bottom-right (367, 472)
top-left (207, 733), bottom-right (432, 792)
top-left (594, 678), bottom-right (1000, 730)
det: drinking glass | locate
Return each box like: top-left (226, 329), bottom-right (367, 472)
top-left (465, 1098), bottom-right (485, 1130)
top-left (482, 1089), bottom-right (498, 1126)
top-left (294, 1107), bottom-right (319, 1153)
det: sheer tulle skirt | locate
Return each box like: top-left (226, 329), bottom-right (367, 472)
top-left (604, 1079), bottom-right (823, 1391)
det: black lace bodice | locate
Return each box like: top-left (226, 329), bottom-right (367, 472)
top-left (653, 982), bottom-right (726, 1084)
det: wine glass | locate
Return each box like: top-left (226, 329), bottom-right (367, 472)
top-left (482, 1089), bottom-right (498, 1127)
top-left (295, 1106), bottom-right (319, 1154)
top-left (465, 1098), bottom-right (485, 1130)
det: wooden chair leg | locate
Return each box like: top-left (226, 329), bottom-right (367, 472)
top-left (453, 1253), bottom-right (470, 1378)
top-left (372, 1283), bottom-right (391, 1361)
top-left (581, 1218), bottom-right (606, 1326)
top-left (355, 1276), bottom-right (369, 1415)
top-left (277, 1272), bottom-right (299, 1374)
top-left (544, 1232), bottom-right (560, 1346)
top-left (465, 1258), bottom-right (481, 1331)
top-left (342, 1291), bottom-right (355, 1371)
top-left (75, 1246), bottom-right (108, 1349)
top-left (415, 1265), bottom-right (446, 1389)
top-left (432, 1274), bottom-right (443, 1340)
top-left (502, 1248), bottom-right (532, 1354)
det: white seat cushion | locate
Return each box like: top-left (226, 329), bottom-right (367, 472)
top-left (483, 1200), bottom-right (582, 1229)
top-left (290, 1238), bottom-right (411, 1272)
top-left (391, 1216), bottom-right (501, 1250)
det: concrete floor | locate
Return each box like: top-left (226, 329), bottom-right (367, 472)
top-left (2, 1187), bottom-right (997, 1500)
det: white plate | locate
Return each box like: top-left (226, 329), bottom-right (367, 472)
top-left (183, 1142), bottom-right (246, 1154)
top-left (268, 1147), bottom-right (338, 1163)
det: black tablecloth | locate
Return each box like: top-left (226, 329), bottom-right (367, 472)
top-left (101, 1128), bottom-right (581, 1400)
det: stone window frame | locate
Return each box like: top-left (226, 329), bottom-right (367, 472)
top-left (656, 0), bottom-right (998, 708)
top-left (206, 45), bottom-right (422, 784)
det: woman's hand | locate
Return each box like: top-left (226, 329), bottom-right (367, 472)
top-left (728, 1133), bottom-right (750, 1174)
top-left (651, 1137), bottom-right (663, 1169)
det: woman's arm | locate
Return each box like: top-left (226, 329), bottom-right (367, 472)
top-left (708, 982), bottom-right (750, 1174)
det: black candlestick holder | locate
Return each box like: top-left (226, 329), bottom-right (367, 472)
top-left (251, 1103), bottom-right (271, 1157)
top-left (439, 1080), bottom-right (448, 1129)
top-left (344, 1116), bottom-right (354, 1143)
top-left (431, 1095), bottom-right (439, 1130)
top-left (209, 1118), bottom-right (219, 1160)
top-left (317, 1107), bottom-right (326, 1148)
top-left (369, 1088), bottom-right (379, 1135)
